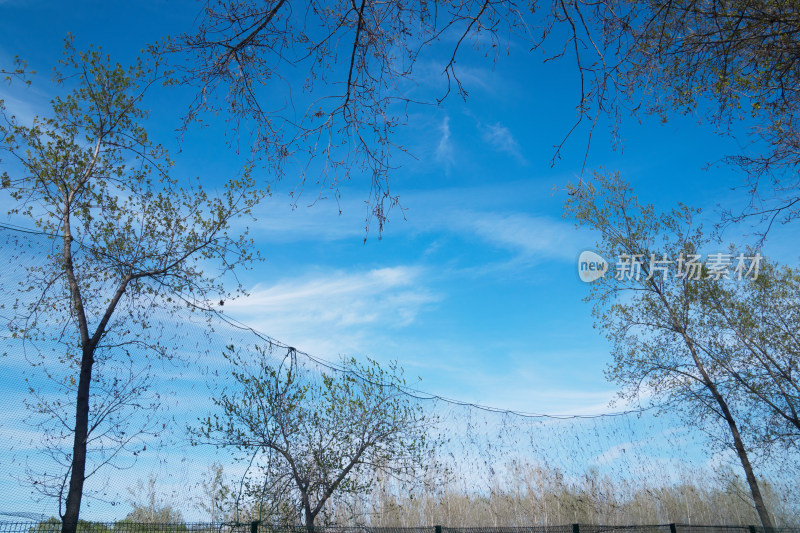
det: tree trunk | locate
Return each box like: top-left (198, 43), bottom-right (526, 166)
top-left (60, 346), bottom-right (94, 533)
top-left (673, 310), bottom-right (775, 531)
top-left (688, 342), bottom-right (775, 530)
top-left (716, 394), bottom-right (775, 531)
top-left (304, 505), bottom-right (315, 533)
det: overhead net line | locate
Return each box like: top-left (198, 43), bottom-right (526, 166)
top-left (0, 222), bottom-right (644, 420)
top-left (1, 223), bottom-right (798, 525)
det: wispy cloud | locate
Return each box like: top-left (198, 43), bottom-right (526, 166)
top-left (435, 116), bottom-right (455, 171)
top-left (238, 193), bottom-right (369, 243)
top-left (0, 76), bottom-right (51, 128)
top-left (482, 122), bottom-right (526, 163)
top-left (591, 426), bottom-right (696, 467)
top-left (452, 211), bottom-right (591, 262)
top-left (404, 59), bottom-right (497, 98)
top-left (224, 266), bottom-right (439, 356)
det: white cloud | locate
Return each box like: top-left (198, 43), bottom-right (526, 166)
top-left (590, 422), bottom-right (699, 464)
top-left (453, 211), bottom-right (591, 262)
top-left (233, 193), bottom-right (367, 243)
top-left (224, 266), bottom-right (439, 356)
top-left (435, 116), bottom-right (455, 171)
top-left (482, 122), bottom-right (526, 163)
top-left (0, 72), bottom-right (51, 128)
top-left (403, 59), bottom-right (497, 98)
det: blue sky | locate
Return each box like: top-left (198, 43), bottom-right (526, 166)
top-left (1, 0), bottom-right (798, 522)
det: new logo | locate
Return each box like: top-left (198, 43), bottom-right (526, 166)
top-left (578, 251), bottom-right (608, 283)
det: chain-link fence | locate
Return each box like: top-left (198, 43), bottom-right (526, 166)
top-left (1, 524), bottom-right (799, 533)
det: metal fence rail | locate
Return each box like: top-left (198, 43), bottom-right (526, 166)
top-left (0, 524), bottom-right (798, 533)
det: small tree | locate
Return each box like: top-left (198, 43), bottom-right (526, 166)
top-left (0, 40), bottom-right (262, 533)
top-left (117, 475), bottom-right (187, 533)
top-left (198, 347), bottom-right (438, 531)
top-left (195, 463), bottom-right (234, 524)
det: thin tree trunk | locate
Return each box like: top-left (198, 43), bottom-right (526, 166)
top-left (685, 340), bottom-right (775, 531)
top-left (304, 505), bottom-right (315, 533)
top-left (61, 345), bottom-right (94, 533)
top-left (715, 392), bottom-right (775, 531)
top-left (658, 281), bottom-right (776, 532)
top-left (60, 214), bottom-right (93, 533)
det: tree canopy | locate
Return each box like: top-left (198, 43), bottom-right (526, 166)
top-left (564, 171), bottom-right (789, 529)
top-left (197, 347), bottom-right (440, 529)
top-left (163, 0), bottom-right (800, 233)
top-left (699, 261), bottom-right (800, 452)
top-left (0, 40), bottom-right (262, 533)
top-left (3, 0), bottom-right (800, 526)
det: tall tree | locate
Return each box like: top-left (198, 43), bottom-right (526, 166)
top-left (29, 518), bottom-right (113, 533)
top-left (198, 347), bottom-right (439, 531)
top-left (564, 171), bottom-right (777, 529)
top-left (0, 40), bottom-right (262, 533)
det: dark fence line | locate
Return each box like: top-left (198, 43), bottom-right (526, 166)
top-left (2, 525), bottom-right (798, 532)
top-left (1, 523), bottom-right (799, 533)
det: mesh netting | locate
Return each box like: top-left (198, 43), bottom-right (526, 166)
top-left (1, 226), bottom-right (799, 526)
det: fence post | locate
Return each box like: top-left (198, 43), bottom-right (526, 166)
top-left (250, 520), bottom-right (260, 533)
top-left (573, 524), bottom-right (580, 533)
top-left (749, 526), bottom-right (757, 533)
top-left (670, 524), bottom-right (677, 533)
top-left (435, 525), bottom-right (442, 533)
